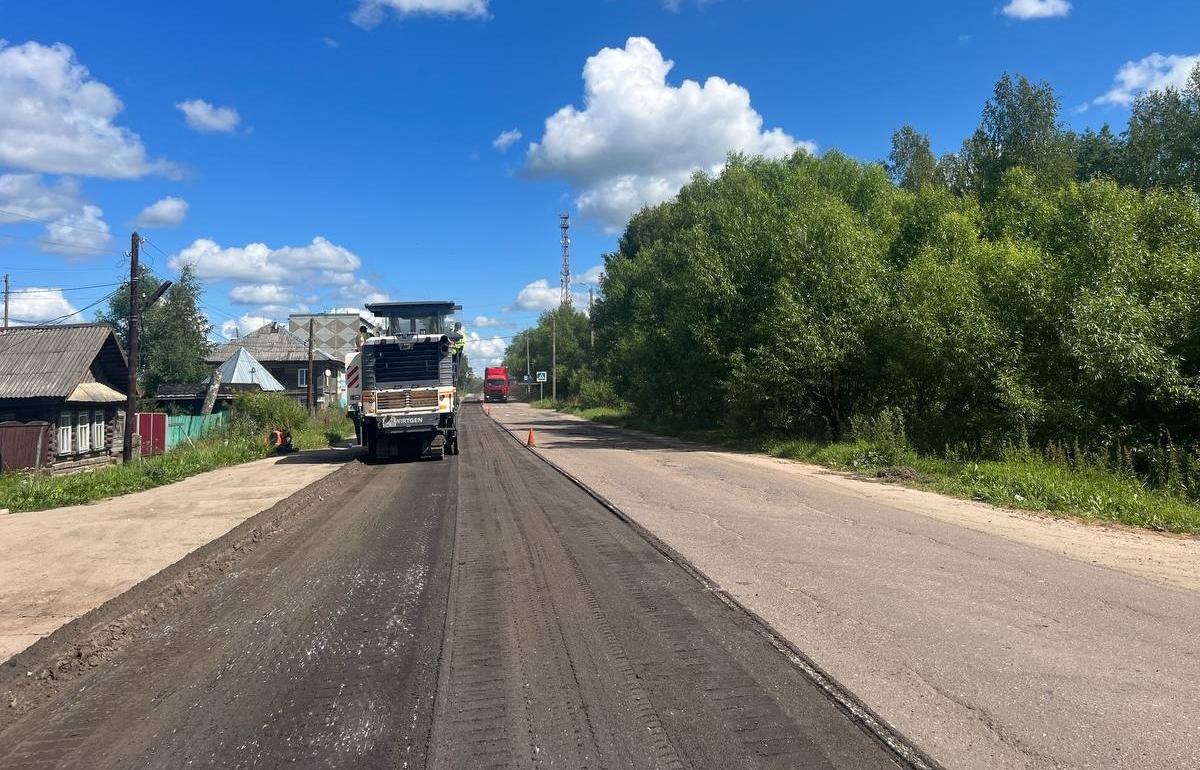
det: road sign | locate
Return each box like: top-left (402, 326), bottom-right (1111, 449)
top-left (536, 371), bottom-right (548, 383)
top-left (522, 374), bottom-right (531, 383)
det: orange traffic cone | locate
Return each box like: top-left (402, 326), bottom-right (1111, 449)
top-left (486, 406), bottom-right (491, 416)
top-left (526, 427), bottom-right (536, 447)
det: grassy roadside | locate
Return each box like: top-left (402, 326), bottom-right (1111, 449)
top-left (0, 405), bottom-right (354, 514)
top-left (530, 400), bottom-right (1200, 536)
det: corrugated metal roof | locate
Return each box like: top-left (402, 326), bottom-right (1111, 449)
top-left (0, 324), bottom-right (128, 400)
top-left (206, 322), bottom-right (338, 365)
top-left (213, 348), bottom-right (285, 391)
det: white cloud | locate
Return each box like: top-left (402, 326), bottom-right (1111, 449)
top-left (0, 173), bottom-right (79, 222)
top-left (1001, 0), bottom-right (1071, 19)
top-left (472, 314), bottom-right (511, 328)
top-left (0, 41), bottom-right (168, 178)
top-left (41, 204), bottom-right (111, 257)
top-left (514, 278), bottom-right (561, 311)
top-left (1095, 53), bottom-right (1200, 106)
top-left (465, 331), bottom-right (507, 366)
top-left (170, 236), bottom-right (362, 285)
top-left (176, 99), bottom-right (241, 133)
top-left (352, 0), bottom-right (490, 28)
top-left (6, 286), bottom-right (77, 324)
top-left (219, 314), bottom-right (273, 339)
top-left (229, 283), bottom-right (296, 305)
top-left (574, 264), bottom-right (604, 285)
top-left (134, 196), bottom-right (188, 228)
top-left (526, 37), bottom-right (811, 231)
top-left (322, 37), bottom-right (341, 49)
top-left (492, 128), bottom-right (522, 151)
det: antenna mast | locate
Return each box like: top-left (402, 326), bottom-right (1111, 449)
top-left (560, 213), bottom-right (572, 306)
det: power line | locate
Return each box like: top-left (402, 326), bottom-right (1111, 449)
top-left (5, 282), bottom-right (122, 294)
top-left (0, 207), bottom-right (115, 236)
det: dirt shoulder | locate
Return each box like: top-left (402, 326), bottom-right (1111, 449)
top-left (489, 402), bottom-right (1200, 769)
top-left (0, 449), bottom-right (352, 663)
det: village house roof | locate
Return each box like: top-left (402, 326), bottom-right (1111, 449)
top-left (206, 321), bottom-right (339, 366)
top-left (0, 324), bottom-right (129, 401)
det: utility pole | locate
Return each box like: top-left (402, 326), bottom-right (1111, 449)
top-left (307, 317), bottom-right (315, 416)
top-left (525, 333), bottom-right (531, 395)
top-left (3, 273), bottom-right (9, 329)
top-left (551, 312), bottom-right (557, 402)
top-left (122, 233), bottom-right (140, 463)
top-left (588, 287), bottom-right (594, 350)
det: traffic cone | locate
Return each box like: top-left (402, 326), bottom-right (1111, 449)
top-left (486, 406), bottom-right (491, 416)
top-left (527, 427), bottom-right (536, 447)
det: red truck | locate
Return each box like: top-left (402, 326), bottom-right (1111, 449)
top-left (483, 366), bottom-right (509, 403)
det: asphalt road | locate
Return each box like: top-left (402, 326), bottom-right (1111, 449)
top-left (0, 407), bottom-right (910, 769)
top-left (490, 402), bottom-right (1200, 769)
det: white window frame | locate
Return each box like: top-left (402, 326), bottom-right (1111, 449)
top-left (297, 368), bottom-right (307, 388)
top-left (76, 411), bottom-right (91, 452)
top-left (92, 410), bottom-right (106, 451)
top-left (58, 411), bottom-right (74, 456)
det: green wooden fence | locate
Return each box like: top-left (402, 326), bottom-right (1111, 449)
top-left (166, 413), bottom-right (228, 451)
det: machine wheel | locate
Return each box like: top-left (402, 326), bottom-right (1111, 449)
top-left (448, 435), bottom-right (460, 455)
top-left (365, 422), bottom-right (379, 461)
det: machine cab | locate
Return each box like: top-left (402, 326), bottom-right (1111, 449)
top-left (366, 301), bottom-right (462, 339)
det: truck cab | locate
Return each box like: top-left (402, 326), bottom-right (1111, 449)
top-left (483, 366), bottom-right (509, 403)
top-left (356, 301), bottom-right (463, 461)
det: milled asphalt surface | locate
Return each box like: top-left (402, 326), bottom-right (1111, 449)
top-left (0, 407), bottom-right (906, 768)
top-left (490, 402), bottom-right (1200, 770)
top-left (0, 449), bottom-right (351, 662)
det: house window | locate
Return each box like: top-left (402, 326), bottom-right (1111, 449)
top-left (76, 411), bottom-right (91, 452)
top-left (297, 368), bottom-right (307, 388)
top-left (92, 410), bottom-right (106, 450)
top-left (58, 412), bottom-right (73, 455)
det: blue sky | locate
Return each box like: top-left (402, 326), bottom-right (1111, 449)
top-left (1, 0), bottom-right (1198, 364)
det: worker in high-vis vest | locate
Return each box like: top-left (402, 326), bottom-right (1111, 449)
top-left (450, 322), bottom-right (466, 357)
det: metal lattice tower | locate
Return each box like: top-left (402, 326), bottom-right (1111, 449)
top-left (560, 213), bottom-right (572, 306)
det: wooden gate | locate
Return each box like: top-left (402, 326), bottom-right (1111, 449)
top-left (0, 421), bottom-right (51, 472)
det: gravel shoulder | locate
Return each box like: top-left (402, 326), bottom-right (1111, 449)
top-left (0, 449), bottom-right (351, 663)
top-left (490, 402), bottom-right (1200, 769)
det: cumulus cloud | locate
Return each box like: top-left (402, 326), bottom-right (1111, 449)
top-left (134, 196), bottom-right (188, 228)
top-left (1001, 0), bottom-right (1071, 19)
top-left (170, 236), bottom-right (386, 318)
top-left (352, 0), bottom-right (489, 28)
top-left (1095, 53), bottom-right (1200, 106)
top-left (6, 287), bottom-right (77, 324)
top-left (472, 314), bottom-right (511, 328)
top-left (176, 99), bottom-right (241, 133)
top-left (513, 279), bottom-right (561, 311)
top-left (0, 41), bottom-right (168, 178)
top-left (574, 264), bottom-right (604, 285)
top-left (0, 173), bottom-right (113, 258)
top-left (465, 331), bottom-right (507, 366)
top-left (0, 174), bottom-right (80, 222)
top-left (492, 128), bottom-right (522, 151)
top-left (526, 37), bottom-right (810, 231)
top-left (220, 314), bottom-right (273, 339)
top-left (229, 283), bottom-right (296, 306)
top-left (169, 236), bottom-right (362, 285)
top-left (40, 204), bottom-right (111, 257)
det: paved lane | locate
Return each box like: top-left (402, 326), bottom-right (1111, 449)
top-left (0, 406), bottom-right (918, 768)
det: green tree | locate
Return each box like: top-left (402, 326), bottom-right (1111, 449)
top-left (887, 125), bottom-right (938, 191)
top-left (964, 74), bottom-right (1075, 198)
top-left (503, 305), bottom-right (592, 400)
top-left (1122, 64), bottom-right (1200, 192)
top-left (1071, 125), bottom-right (1125, 182)
top-left (96, 265), bottom-right (213, 396)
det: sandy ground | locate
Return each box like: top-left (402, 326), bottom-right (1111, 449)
top-left (0, 450), bottom-right (350, 663)
top-left (490, 402), bottom-right (1200, 770)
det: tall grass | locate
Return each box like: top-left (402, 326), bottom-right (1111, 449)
top-left (541, 402), bottom-right (1200, 535)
